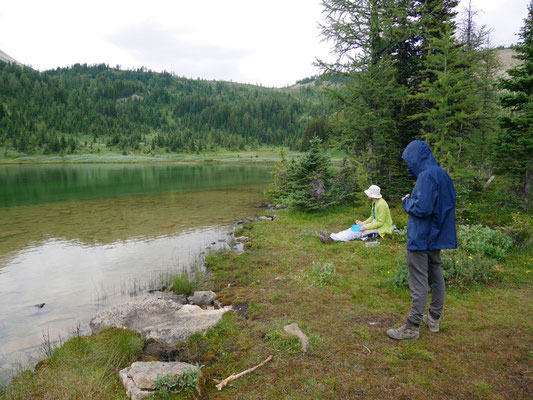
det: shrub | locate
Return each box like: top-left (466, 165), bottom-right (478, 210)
top-left (390, 256), bottom-right (410, 288)
top-left (458, 224), bottom-right (513, 260)
top-left (505, 212), bottom-right (533, 247)
top-left (441, 251), bottom-right (503, 288)
top-left (390, 250), bottom-right (504, 289)
top-left (306, 262), bottom-right (337, 287)
top-left (153, 368), bottom-right (200, 399)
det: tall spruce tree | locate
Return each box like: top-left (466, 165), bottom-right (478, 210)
top-left (318, 0), bottom-right (408, 189)
top-left (495, 1), bottom-right (533, 203)
top-left (410, 25), bottom-right (480, 171)
top-left (456, 0), bottom-right (500, 170)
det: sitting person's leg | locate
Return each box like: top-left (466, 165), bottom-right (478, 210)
top-left (361, 229), bottom-right (379, 237)
top-left (330, 228), bottom-right (362, 242)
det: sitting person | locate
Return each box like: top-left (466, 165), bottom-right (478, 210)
top-left (320, 185), bottom-right (393, 243)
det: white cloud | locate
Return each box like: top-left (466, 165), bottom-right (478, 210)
top-left (0, 0), bottom-right (528, 87)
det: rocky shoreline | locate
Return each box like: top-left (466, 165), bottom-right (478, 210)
top-left (86, 211), bottom-right (286, 399)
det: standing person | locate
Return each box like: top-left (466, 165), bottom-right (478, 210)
top-left (387, 140), bottom-right (457, 340)
top-left (320, 185), bottom-right (393, 243)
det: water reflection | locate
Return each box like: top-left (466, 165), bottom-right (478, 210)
top-left (0, 164), bottom-right (271, 383)
top-left (0, 163), bottom-right (271, 207)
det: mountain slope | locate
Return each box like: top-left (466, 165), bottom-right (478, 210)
top-left (0, 49), bottom-right (23, 67)
top-left (0, 62), bottom-right (330, 154)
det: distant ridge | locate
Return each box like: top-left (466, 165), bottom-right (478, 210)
top-left (495, 48), bottom-right (522, 78)
top-left (0, 49), bottom-right (24, 66)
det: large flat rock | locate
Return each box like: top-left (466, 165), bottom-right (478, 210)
top-left (89, 298), bottom-right (230, 346)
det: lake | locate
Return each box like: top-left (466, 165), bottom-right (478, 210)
top-left (0, 163), bottom-right (272, 383)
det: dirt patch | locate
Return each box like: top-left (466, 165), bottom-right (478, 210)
top-left (232, 302), bottom-right (249, 319)
top-left (143, 340), bottom-right (181, 361)
top-left (508, 371), bottom-right (533, 395)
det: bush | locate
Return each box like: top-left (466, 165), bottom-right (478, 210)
top-left (306, 262), bottom-right (337, 287)
top-left (391, 251), bottom-right (503, 289)
top-left (390, 256), bottom-right (410, 288)
top-left (441, 251), bottom-right (503, 288)
top-left (458, 224), bottom-right (513, 260)
top-left (505, 212), bottom-right (533, 247)
top-left (391, 225), bottom-right (510, 289)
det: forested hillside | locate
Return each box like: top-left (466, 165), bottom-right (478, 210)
top-left (0, 62), bottom-right (330, 154)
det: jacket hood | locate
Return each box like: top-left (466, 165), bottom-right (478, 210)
top-left (402, 140), bottom-right (438, 178)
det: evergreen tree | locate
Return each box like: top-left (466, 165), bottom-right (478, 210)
top-left (318, 0), bottom-right (408, 189)
top-left (456, 0), bottom-right (500, 170)
top-left (495, 1), bottom-right (533, 203)
top-left (266, 138), bottom-right (336, 210)
top-left (410, 25), bottom-right (479, 171)
top-left (285, 138), bottom-right (334, 210)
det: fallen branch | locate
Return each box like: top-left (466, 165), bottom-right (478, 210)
top-left (215, 355), bottom-right (273, 390)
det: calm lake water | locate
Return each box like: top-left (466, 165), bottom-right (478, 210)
top-left (0, 163), bottom-right (271, 383)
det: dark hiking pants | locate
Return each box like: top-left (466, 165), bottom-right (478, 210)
top-left (406, 249), bottom-right (445, 325)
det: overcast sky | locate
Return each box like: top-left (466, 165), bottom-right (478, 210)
top-left (0, 0), bottom-right (529, 87)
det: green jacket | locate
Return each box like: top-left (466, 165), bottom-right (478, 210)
top-left (362, 198), bottom-right (393, 237)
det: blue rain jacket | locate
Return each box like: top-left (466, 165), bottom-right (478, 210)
top-left (402, 140), bottom-right (457, 251)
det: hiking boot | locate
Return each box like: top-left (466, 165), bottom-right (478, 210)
top-left (422, 314), bottom-right (440, 333)
top-left (319, 232), bottom-right (333, 244)
top-left (387, 323), bottom-right (420, 340)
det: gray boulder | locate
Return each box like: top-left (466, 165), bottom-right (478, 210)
top-left (235, 236), bottom-right (251, 243)
top-left (89, 298), bottom-right (230, 347)
top-left (120, 361), bottom-right (200, 400)
top-left (187, 290), bottom-right (216, 306)
top-left (283, 322), bottom-right (310, 352)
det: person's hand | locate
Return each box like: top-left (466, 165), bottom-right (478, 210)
top-left (356, 220), bottom-right (364, 225)
top-left (359, 226), bottom-right (367, 231)
top-left (401, 194), bottom-right (410, 201)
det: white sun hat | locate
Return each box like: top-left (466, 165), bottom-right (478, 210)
top-left (364, 185), bottom-right (382, 199)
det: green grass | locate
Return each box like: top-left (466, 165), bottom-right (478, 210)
top-left (0, 145), bottom-right (303, 164)
top-left (2, 197), bottom-right (531, 399)
top-left (172, 267), bottom-right (209, 296)
top-left (192, 201), bottom-right (532, 399)
top-left (1, 328), bottom-right (143, 400)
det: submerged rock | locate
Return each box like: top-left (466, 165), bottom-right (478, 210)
top-left (120, 361), bottom-right (200, 400)
top-left (0, 231), bottom-right (24, 240)
top-left (89, 298), bottom-right (230, 347)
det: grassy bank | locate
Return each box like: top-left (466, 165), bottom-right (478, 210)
top-left (0, 146), bottom-right (307, 164)
top-left (2, 199), bottom-right (532, 399)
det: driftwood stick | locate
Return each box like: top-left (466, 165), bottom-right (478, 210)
top-left (215, 355), bottom-right (273, 390)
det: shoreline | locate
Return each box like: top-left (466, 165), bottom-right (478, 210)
top-left (0, 148), bottom-right (345, 166)
top-left (3, 199), bottom-right (531, 398)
